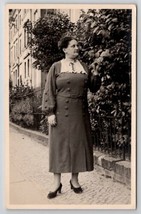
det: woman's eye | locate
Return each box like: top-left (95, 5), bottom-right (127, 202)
top-left (72, 45), bottom-right (78, 48)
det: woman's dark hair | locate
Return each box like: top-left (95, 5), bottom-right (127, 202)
top-left (58, 36), bottom-right (77, 52)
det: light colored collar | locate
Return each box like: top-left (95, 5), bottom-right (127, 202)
top-left (60, 59), bottom-right (87, 74)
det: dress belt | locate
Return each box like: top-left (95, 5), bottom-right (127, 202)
top-left (57, 93), bottom-right (84, 99)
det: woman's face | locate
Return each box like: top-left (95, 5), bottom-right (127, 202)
top-left (63, 40), bottom-right (79, 59)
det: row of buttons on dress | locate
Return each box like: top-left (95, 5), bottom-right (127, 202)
top-left (65, 79), bottom-right (87, 117)
top-left (44, 92), bottom-right (48, 109)
top-left (65, 80), bottom-right (71, 117)
top-left (82, 79), bottom-right (88, 117)
top-left (65, 99), bottom-right (69, 117)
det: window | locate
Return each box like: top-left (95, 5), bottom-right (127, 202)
top-left (15, 70), bottom-right (17, 85)
top-left (20, 75), bottom-right (22, 85)
top-left (24, 62), bottom-right (26, 78)
top-left (19, 14), bottom-right (21, 26)
top-left (27, 59), bottom-right (30, 76)
top-left (13, 22), bottom-right (16, 35)
top-left (18, 67), bottom-right (19, 77)
top-left (34, 10), bottom-right (38, 22)
top-left (24, 28), bottom-right (27, 47)
top-left (16, 19), bottom-right (18, 30)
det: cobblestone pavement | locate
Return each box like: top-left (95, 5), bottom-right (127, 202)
top-left (9, 126), bottom-right (131, 206)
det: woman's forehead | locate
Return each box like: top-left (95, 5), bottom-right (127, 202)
top-left (68, 39), bottom-right (78, 46)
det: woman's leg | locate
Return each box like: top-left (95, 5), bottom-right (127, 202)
top-left (51, 173), bottom-right (61, 191)
top-left (71, 173), bottom-right (81, 188)
top-left (47, 173), bottom-right (62, 198)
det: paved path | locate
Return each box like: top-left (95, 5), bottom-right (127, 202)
top-left (9, 126), bottom-right (131, 207)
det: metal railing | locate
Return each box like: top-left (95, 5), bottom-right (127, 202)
top-left (91, 115), bottom-right (131, 161)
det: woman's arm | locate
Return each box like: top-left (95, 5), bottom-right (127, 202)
top-left (81, 61), bottom-right (101, 93)
top-left (42, 63), bottom-right (57, 116)
top-left (88, 70), bottom-right (101, 93)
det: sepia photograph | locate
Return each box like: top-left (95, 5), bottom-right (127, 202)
top-left (5, 4), bottom-right (136, 209)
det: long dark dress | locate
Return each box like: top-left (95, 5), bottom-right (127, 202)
top-left (42, 60), bottom-right (101, 173)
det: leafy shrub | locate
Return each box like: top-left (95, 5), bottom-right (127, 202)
top-left (11, 97), bottom-right (34, 128)
top-left (39, 115), bottom-right (49, 135)
top-left (76, 9), bottom-right (131, 150)
top-left (10, 85), bottom-right (48, 132)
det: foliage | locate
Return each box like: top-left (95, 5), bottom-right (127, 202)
top-left (76, 9), bottom-right (131, 147)
top-left (9, 84), bottom-right (33, 112)
top-left (10, 97), bottom-right (34, 128)
top-left (10, 84), bottom-right (49, 133)
top-left (27, 11), bottom-right (75, 72)
top-left (39, 115), bottom-right (49, 135)
top-left (10, 85), bottom-right (47, 131)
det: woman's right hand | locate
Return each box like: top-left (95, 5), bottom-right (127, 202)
top-left (48, 114), bottom-right (57, 126)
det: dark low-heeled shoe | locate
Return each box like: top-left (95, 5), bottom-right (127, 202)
top-left (47, 183), bottom-right (62, 199)
top-left (70, 180), bottom-right (83, 194)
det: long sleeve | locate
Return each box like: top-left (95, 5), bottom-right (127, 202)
top-left (88, 71), bottom-right (101, 93)
top-left (42, 63), bottom-right (56, 116)
top-left (81, 61), bottom-right (101, 93)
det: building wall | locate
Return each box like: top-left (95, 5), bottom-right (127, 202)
top-left (9, 9), bottom-right (42, 89)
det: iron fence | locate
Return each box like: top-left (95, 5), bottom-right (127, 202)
top-left (10, 111), bottom-right (131, 161)
top-left (91, 115), bottom-right (131, 161)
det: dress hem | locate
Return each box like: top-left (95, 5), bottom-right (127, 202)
top-left (49, 168), bottom-right (94, 173)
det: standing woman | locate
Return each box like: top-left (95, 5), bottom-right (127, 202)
top-left (42, 36), bottom-right (101, 199)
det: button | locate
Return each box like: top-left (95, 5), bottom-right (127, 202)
top-left (45, 92), bottom-right (47, 95)
top-left (65, 114), bottom-right (68, 117)
top-left (66, 100), bottom-right (69, 103)
top-left (45, 100), bottom-right (48, 102)
top-left (67, 88), bottom-right (71, 92)
top-left (67, 80), bottom-right (70, 84)
top-left (65, 106), bottom-right (68, 110)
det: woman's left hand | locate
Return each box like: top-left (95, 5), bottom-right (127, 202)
top-left (48, 114), bottom-right (57, 126)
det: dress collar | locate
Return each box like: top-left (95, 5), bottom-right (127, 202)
top-left (60, 59), bottom-right (87, 74)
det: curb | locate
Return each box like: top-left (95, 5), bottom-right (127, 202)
top-left (94, 151), bottom-right (131, 188)
top-left (10, 122), bottom-right (131, 187)
top-left (10, 122), bottom-right (49, 147)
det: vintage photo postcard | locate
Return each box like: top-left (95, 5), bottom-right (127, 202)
top-left (5, 3), bottom-right (136, 209)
